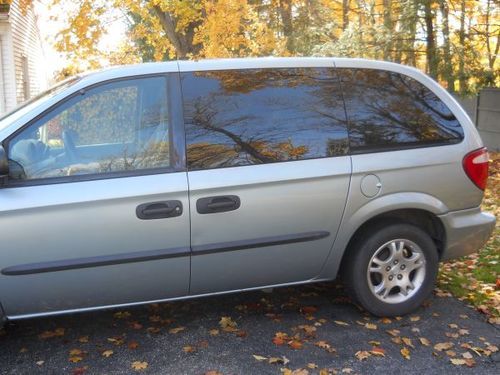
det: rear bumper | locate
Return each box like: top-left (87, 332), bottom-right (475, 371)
top-left (438, 207), bottom-right (496, 260)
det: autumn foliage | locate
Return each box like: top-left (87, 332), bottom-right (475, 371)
top-left (16, 0), bottom-right (496, 94)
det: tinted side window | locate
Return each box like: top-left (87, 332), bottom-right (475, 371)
top-left (338, 69), bottom-right (463, 152)
top-left (182, 68), bottom-right (348, 170)
top-left (8, 76), bottom-right (170, 181)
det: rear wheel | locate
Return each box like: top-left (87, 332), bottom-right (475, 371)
top-left (343, 222), bottom-right (439, 316)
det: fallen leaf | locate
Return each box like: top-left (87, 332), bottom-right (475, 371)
top-left (36, 361), bottom-right (44, 366)
top-left (298, 325), bottom-right (317, 336)
top-left (391, 336), bottom-right (403, 345)
top-left (380, 318), bottom-right (392, 324)
top-left (289, 340), bottom-right (303, 350)
top-left (334, 320), bottom-right (349, 326)
top-left (273, 332), bottom-right (289, 345)
top-left (130, 322), bottom-right (143, 330)
top-left (450, 358), bottom-right (466, 366)
top-left (400, 347), bottom-right (411, 360)
top-left (183, 346), bottom-right (196, 353)
top-left (448, 323), bottom-right (459, 329)
top-left (102, 350), bottom-right (114, 358)
top-left (69, 356), bottom-right (83, 363)
top-left (204, 371), bottom-right (223, 375)
top-left (486, 345), bottom-right (498, 353)
top-left (355, 351), bottom-right (371, 361)
top-left (301, 306), bottom-right (318, 314)
top-left (269, 356), bottom-right (289, 365)
top-left (69, 349), bottom-right (84, 356)
top-left (77, 336), bottom-right (89, 343)
top-left (434, 342), bottom-right (454, 351)
top-left (386, 329), bottom-right (400, 337)
top-left (462, 352), bottom-right (473, 359)
top-left (38, 328), bottom-right (65, 340)
top-left (146, 327), bottom-right (161, 334)
top-left (368, 340), bottom-right (381, 346)
top-left (209, 329), bottom-right (219, 336)
top-left (128, 341), bottom-right (139, 350)
top-left (371, 347), bottom-right (386, 357)
top-left (315, 340), bottom-right (336, 353)
top-left (114, 311), bottom-right (131, 319)
top-left (446, 350), bottom-right (457, 357)
top-left (410, 316), bottom-right (421, 322)
top-left (307, 363), bottom-right (318, 369)
top-left (252, 354), bottom-right (267, 362)
top-left (107, 336), bottom-right (125, 346)
top-left (131, 361), bottom-right (148, 371)
top-left (402, 337), bottom-right (414, 348)
top-left (365, 323), bottom-right (377, 330)
top-left (219, 317), bottom-right (238, 332)
top-left (169, 327), bottom-right (186, 334)
top-left (419, 337), bottom-right (431, 346)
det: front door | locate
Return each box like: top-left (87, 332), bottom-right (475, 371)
top-left (0, 74), bottom-right (190, 317)
top-left (180, 66), bottom-right (352, 294)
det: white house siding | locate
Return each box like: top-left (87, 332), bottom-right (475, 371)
top-left (10, 0), bottom-right (47, 103)
top-left (0, 0), bottom-right (47, 114)
top-left (0, 18), bottom-right (16, 113)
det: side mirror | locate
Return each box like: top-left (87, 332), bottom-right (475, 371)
top-left (0, 145), bottom-right (9, 185)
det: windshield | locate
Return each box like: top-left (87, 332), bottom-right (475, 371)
top-left (0, 76), bottom-right (81, 131)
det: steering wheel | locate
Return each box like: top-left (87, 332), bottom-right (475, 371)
top-left (61, 129), bottom-right (78, 162)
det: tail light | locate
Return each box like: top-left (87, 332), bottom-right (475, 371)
top-left (463, 147), bottom-right (489, 190)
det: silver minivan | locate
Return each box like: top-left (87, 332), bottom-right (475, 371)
top-left (0, 58), bottom-right (495, 325)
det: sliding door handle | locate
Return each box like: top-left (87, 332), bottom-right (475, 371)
top-left (197, 195), bottom-right (240, 214)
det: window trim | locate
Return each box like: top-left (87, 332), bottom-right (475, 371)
top-left (2, 73), bottom-right (186, 188)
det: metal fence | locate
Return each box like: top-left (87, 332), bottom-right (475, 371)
top-left (455, 88), bottom-right (500, 151)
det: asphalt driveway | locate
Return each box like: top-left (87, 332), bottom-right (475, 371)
top-left (0, 283), bottom-right (498, 374)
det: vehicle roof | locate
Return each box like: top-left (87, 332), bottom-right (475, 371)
top-left (75, 57), bottom-right (426, 87)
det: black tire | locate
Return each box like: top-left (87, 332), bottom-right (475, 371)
top-left (342, 222), bottom-right (439, 317)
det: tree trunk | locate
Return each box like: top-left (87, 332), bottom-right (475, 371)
top-left (439, 0), bottom-right (454, 92)
top-left (382, 0), bottom-right (393, 61)
top-left (356, 0), bottom-right (364, 57)
top-left (152, 5), bottom-right (202, 59)
top-left (458, 0), bottom-right (466, 94)
top-left (424, 0), bottom-right (438, 78)
top-left (405, 0), bottom-right (419, 66)
top-left (484, 0), bottom-right (499, 86)
top-left (342, 0), bottom-right (350, 30)
top-left (279, 0), bottom-right (294, 53)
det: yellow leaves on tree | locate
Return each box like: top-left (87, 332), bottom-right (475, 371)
top-left (195, 0), bottom-right (277, 58)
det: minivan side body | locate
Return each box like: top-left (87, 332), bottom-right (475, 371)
top-left (0, 58), bottom-right (495, 322)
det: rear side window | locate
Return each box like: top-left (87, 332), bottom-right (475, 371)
top-left (181, 68), bottom-right (348, 170)
top-left (338, 68), bottom-right (463, 152)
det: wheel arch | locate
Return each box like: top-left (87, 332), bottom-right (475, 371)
top-left (318, 192), bottom-right (448, 280)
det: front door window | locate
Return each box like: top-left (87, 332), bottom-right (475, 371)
top-left (8, 76), bottom-right (170, 181)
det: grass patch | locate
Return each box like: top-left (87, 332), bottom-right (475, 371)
top-left (438, 152), bottom-right (499, 322)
